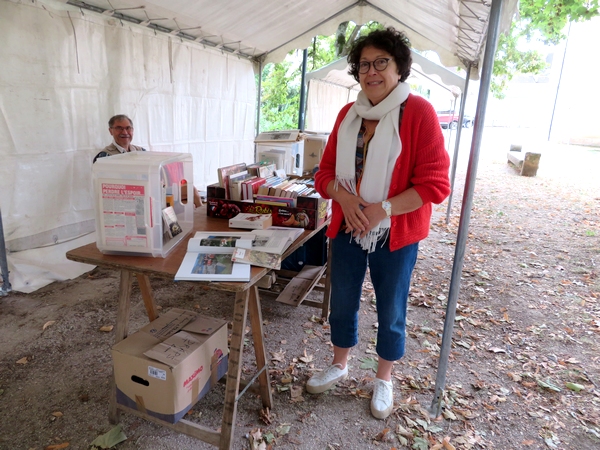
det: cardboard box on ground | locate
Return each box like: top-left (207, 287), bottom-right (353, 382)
top-left (112, 308), bottom-right (228, 424)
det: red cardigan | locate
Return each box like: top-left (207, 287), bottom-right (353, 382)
top-left (315, 94), bottom-right (451, 251)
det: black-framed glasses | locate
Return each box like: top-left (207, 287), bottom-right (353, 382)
top-left (357, 58), bottom-right (391, 74)
top-left (111, 126), bottom-right (133, 132)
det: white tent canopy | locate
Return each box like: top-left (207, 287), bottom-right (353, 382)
top-left (1, 0), bottom-right (517, 294)
top-left (304, 51), bottom-right (467, 131)
top-left (306, 50), bottom-right (467, 92)
top-left (64, 0), bottom-right (518, 79)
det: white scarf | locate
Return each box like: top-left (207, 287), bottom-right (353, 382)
top-left (336, 82), bottom-right (410, 252)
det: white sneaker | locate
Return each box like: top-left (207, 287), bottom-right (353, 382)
top-left (306, 364), bottom-right (348, 394)
top-left (371, 378), bottom-right (394, 419)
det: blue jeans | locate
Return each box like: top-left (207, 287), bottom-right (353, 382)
top-left (329, 231), bottom-right (419, 362)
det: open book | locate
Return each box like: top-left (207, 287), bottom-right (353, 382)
top-left (175, 231), bottom-right (255, 282)
top-left (231, 227), bottom-right (304, 270)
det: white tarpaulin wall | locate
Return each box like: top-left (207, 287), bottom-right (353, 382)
top-left (0, 0), bottom-right (256, 292)
top-left (305, 80), bottom-right (359, 133)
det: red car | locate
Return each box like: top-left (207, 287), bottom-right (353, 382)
top-left (437, 110), bottom-right (474, 129)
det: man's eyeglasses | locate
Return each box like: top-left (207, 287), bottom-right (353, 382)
top-left (111, 126), bottom-right (133, 132)
top-left (357, 58), bottom-right (391, 74)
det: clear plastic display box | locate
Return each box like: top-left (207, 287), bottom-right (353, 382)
top-left (92, 151), bottom-right (194, 257)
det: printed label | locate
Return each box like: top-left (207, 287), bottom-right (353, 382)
top-left (148, 365), bottom-right (167, 381)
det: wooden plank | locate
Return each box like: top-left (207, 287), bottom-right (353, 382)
top-left (219, 289), bottom-right (250, 450)
top-left (136, 273), bottom-right (158, 321)
top-left (521, 152), bottom-right (542, 177)
top-left (275, 265), bottom-right (327, 307)
top-left (321, 238), bottom-right (332, 319)
top-left (247, 286), bottom-right (273, 408)
top-left (117, 404), bottom-right (221, 446)
top-left (507, 151), bottom-right (524, 169)
top-left (114, 270), bottom-right (133, 343)
top-left (110, 270), bottom-right (133, 424)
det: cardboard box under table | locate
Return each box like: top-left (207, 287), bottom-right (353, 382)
top-left (112, 308), bottom-right (228, 424)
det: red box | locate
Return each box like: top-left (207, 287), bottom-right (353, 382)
top-left (206, 197), bottom-right (330, 230)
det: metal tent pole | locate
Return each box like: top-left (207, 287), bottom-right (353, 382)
top-left (445, 64), bottom-right (472, 224)
top-left (430, 0), bottom-right (504, 417)
top-left (0, 209), bottom-right (12, 296)
top-left (445, 95), bottom-right (458, 153)
top-left (298, 48), bottom-right (308, 131)
top-left (256, 60), bottom-right (263, 137)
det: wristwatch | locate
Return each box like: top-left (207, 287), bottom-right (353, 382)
top-left (381, 200), bottom-right (392, 217)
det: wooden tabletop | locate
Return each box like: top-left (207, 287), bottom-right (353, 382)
top-left (66, 206), bottom-right (329, 293)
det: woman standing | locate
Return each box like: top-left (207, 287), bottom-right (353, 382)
top-left (307, 27), bottom-right (451, 420)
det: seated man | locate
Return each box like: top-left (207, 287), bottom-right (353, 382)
top-left (93, 114), bottom-right (145, 163)
top-left (94, 114), bottom-right (201, 208)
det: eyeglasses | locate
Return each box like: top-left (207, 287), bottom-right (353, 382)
top-left (111, 126), bottom-right (133, 132)
top-left (357, 58), bottom-right (391, 74)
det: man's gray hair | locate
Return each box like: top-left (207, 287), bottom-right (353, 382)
top-left (108, 114), bottom-right (133, 128)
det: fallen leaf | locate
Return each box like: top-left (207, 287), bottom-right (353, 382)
top-left (507, 371), bottom-right (522, 382)
top-left (90, 424), bottom-right (127, 449)
top-left (374, 427), bottom-right (391, 441)
top-left (99, 325), bottom-right (114, 332)
top-left (271, 350), bottom-right (285, 362)
top-left (442, 409), bottom-right (457, 420)
top-left (488, 347), bottom-right (506, 353)
top-left (276, 423), bottom-right (291, 436)
top-left (359, 357), bottom-right (378, 372)
top-left (565, 382), bottom-right (584, 392)
top-left (537, 378), bottom-right (561, 392)
top-left (43, 321), bottom-right (56, 330)
top-left (44, 444), bottom-right (69, 450)
top-left (290, 385), bottom-right (304, 402)
top-left (442, 436), bottom-right (456, 450)
top-left (259, 408), bottom-right (272, 425)
top-left (298, 349), bottom-right (313, 363)
top-left (16, 357), bottom-right (28, 365)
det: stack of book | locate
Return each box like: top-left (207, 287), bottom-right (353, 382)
top-left (255, 177), bottom-right (319, 208)
top-left (207, 163), bottom-right (330, 231)
top-left (214, 162), bottom-right (278, 201)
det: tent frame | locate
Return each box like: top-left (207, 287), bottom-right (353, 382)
top-left (10, 0), bottom-right (510, 418)
top-left (430, 0), bottom-right (504, 416)
top-left (0, 210), bottom-right (11, 296)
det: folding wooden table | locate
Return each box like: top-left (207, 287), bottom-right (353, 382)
top-left (66, 206), bottom-right (330, 449)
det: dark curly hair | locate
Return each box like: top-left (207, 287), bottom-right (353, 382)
top-left (347, 27), bottom-right (412, 83)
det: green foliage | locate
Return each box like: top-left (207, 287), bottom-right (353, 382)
top-left (492, 0), bottom-right (599, 98)
top-left (491, 26), bottom-right (548, 99)
top-left (520, 0), bottom-right (599, 44)
top-left (307, 34), bottom-right (337, 71)
top-left (259, 5), bottom-right (600, 122)
top-left (259, 59), bottom-right (301, 131)
top-left (259, 22), bottom-right (384, 132)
